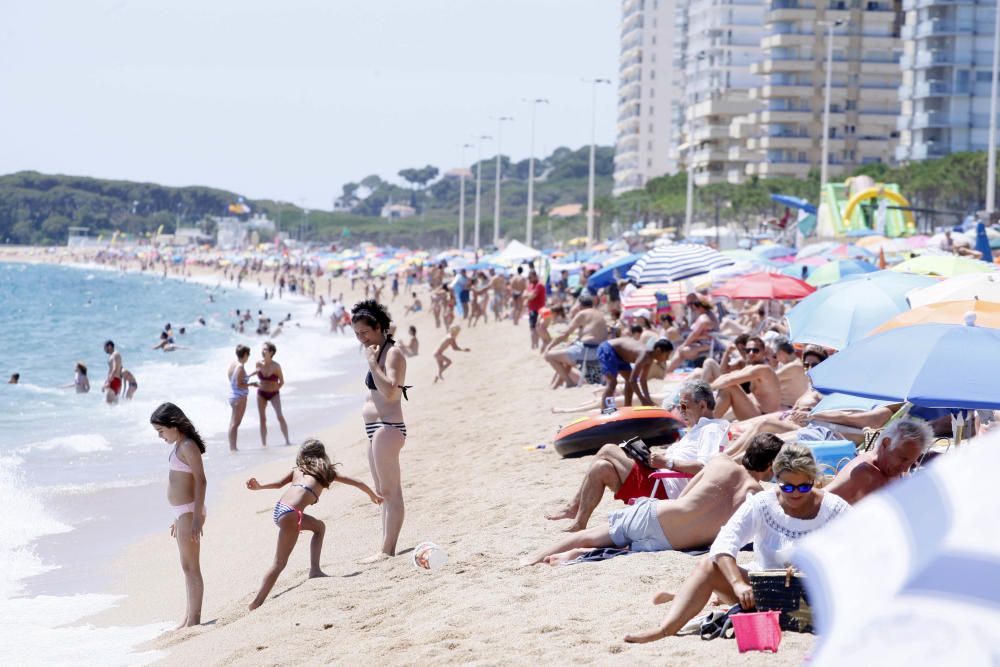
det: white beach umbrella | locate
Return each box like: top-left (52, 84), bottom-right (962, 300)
top-left (794, 430), bottom-right (1000, 667)
top-left (907, 272), bottom-right (1000, 308)
top-left (626, 243), bottom-right (734, 285)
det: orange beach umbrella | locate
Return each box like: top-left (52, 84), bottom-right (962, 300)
top-left (869, 299), bottom-right (1000, 336)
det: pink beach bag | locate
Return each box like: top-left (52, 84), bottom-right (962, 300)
top-left (732, 611), bottom-right (782, 653)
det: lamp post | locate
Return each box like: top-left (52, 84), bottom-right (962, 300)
top-left (459, 143), bottom-right (473, 249)
top-left (684, 52), bottom-right (708, 238)
top-left (493, 116), bottom-right (514, 246)
top-left (473, 135), bottom-right (492, 250)
top-left (524, 98), bottom-right (549, 247)
top-left (584, 79), bottom-right (612, 246)
top-left (987, 2), bottom-right (1000, 215)
top-left (819, 19), bottom-right (847, 197)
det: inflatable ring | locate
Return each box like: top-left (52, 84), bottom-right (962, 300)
top-left (553, 406), bottom-right (684, 458)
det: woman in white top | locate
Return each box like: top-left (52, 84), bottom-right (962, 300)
top-left (624, 442), bottom-right (849, 643)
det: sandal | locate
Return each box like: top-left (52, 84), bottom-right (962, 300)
top-left (700, 604), bottom-right (743, 641)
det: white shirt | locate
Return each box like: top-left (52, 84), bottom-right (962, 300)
top-left (709, 489), bottom-right (850, 570)
top-left (660, 417), bottom-right (729, 498)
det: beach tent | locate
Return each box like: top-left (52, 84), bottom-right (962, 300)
top-left (494, 240), bottom-right (542, 264)
top-left (805, 258), bottom-right (878, 287)
top-left (794, 430), bottom-right (1000, 667)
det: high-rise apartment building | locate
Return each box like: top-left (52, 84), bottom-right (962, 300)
top-left (613, 0), bottom-right (683, 195)
top-left (896, 0), bottom-right (998, 161)
top-left (678, 0), bottom-right (766, 186)
top-left (743, 1), bottom-right (902, 179)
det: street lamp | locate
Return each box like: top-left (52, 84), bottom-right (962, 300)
top-left (819, 19), bottom-right (847, 197)
top-left (524, 98), bottom-right (549, 247)
top-left (584, 78), bottom-right (612, 246)
top-left (987, 2), bottom-right (1000, 215)
top-left (474, 134), bottom-right (492, 250)
top-left (493, 116), bottom-right (514, 246)
top-left (684, 52), bottom-right (707, 238)
top-left (459, 143), bottom-right (473, 249)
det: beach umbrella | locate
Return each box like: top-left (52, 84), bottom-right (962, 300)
top-left (870, 299), bottom-right (1000, 335)
top-left (823, 243), bottom-right (876, 260)
top-left (805, 258), bottom-right (878, 287)
top-left (712, 272), bottom-right (815, 300)
top-left (856, 234), bottom-right (891, 249)
top-left (769, 193), bottom-right (817, 215)
top-left (752, 244), bottom-right (797, 260)
top-left (586, 253), bottom-right (643, 290)
top-left (809, 316), bottom-right (1000, 408)
top-left (795, 241), bottom-right (838, 260)
top-left (622, 276), bottom-right (712, 311)
top-left (626, 243), bottom-right (734, 285)
top-left (781, 256), bottom-right (830, 279)
top-left (786, 270), bottom-right (937, 350)
top-left (720, 249), bottom-right (759, 262)
top-left (892, 254), bottom-right (996, 277)
top-left (906, 272), bottom-right (1000, 307)
top-left (844, 228), bottom-right (880, 237)
top-left (794, 429), bottom-right (1000, 667)
top-left (974, 222), bottom-right (995, 262)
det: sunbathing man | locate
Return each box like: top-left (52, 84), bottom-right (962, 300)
top-left (546, 380), bottom-right (729, 531)
top-left (543, 295), bottom-right (609, 387)
top-left (522, 434), bottom-right (783, 565)
top-left (597, 336), bottom-right (674, 407)
top-left (702, 336), bottom-right (782, 420)
top-left (825, 418), bottom-right (932, 504)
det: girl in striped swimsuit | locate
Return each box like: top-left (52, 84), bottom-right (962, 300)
top-left (351, 299), bottom-right (411, 564)
top-left (245, 439), bottom-right (381, 610)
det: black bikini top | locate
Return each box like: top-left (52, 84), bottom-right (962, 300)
top-left (365, 335), bottom-right (411, 400)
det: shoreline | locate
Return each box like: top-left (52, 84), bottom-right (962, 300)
top-left (8, 246), bottom-right (812, 665)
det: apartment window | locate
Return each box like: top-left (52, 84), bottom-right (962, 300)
top-left (648, 141), bottom-right (654, 150)
top-left (845, 100), bottom-right (856, 110)
top-left (652, 35), bottom-right (656, 44)
top-left (649, 106), bottom-right (654, 115)
top-left (798, 152), bottom-right (807, 162)
top-left (651, 70), bottom-right (656, 79)
top-left (647, 159), bottom-right (653, 167)
top-left (649, 123), bottom-right (655, 132)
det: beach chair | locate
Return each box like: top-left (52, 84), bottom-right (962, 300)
top-left (648, 470), bottom-right (694, 499)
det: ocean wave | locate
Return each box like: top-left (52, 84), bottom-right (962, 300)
top-left (21, 433), bottom-right (112, 454)
top-left (42, 478), bottom-right (158, 496)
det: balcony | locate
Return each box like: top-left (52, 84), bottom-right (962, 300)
top-left (903, 0), bottom-right (977, 9)
top-left (759, 109), bottom-right (814, 123)
top-left (916, 20), bottom-right (976, 39)
top-left (691, 125), bottom-right (733, 142)
top-left (909, 110), bottom-right (970, 129)
top-left (758, 135), bottom-right (813, 150)
top-left (899, 84), bottom-right (913, 99)
top-left (769, 5), bottom-right (817, 21)
top-left (751, 59), bottom-right (814, 74)
top-left (915, 49), bottom-right (975, 68)
top-left (913, 80), bottom-right (972, 98)
top-left (747, 161), bottom-right (813, 178)
top-left (751, 83), bottom-right (815, 99)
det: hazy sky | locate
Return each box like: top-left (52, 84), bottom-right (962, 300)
top-left (1, 0), bottom-right (619, 209)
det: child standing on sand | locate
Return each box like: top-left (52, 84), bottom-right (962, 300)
top-left (433, 325), bottom-right (470, 383)
top-left (245, 439), bottom-right (382, 610)
top-left (150, 402), bottom-right (208, 629)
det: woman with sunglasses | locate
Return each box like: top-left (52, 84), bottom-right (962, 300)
top-left (624, 442), bottom-right (849, 643)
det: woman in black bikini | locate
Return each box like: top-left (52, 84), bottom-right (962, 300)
top-left (351, 299), bottom-right (410, 563)
top-left (256, 341), bottom-right (291, 447)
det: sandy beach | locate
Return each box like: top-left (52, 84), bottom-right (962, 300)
top-left (1, 254), bottom-right (812, 666)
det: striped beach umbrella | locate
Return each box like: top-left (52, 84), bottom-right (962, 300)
top-left (622, 276), bottom-right (713, 313)
top-left (626, 243), bottom-right (733, 285)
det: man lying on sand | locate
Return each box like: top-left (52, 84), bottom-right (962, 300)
top-left (522, 434), bottom-right (783, 566)
top-left (546, 380), bottom-right (729, 531)
top-left (825, 418), bottom-right (932, 504)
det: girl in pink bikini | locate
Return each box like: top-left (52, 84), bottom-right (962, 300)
top-left (150, 402), bottom-right (208, 629)
top-left (245, 439), bottom-right (381, 610)
top-left (256, 341), bottom-right (291, 447)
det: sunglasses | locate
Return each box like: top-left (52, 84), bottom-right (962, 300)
top-left (779, 483), bottom-right (814, 494)
top-left (745, 347), bottom-right (763, 354)
top-left (803, 361), bottom-right (818, 369)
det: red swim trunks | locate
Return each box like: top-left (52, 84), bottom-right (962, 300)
top-left (108, 376), bottom-right (122, 395)
top-left (613, 461), bottom-right (669, 503)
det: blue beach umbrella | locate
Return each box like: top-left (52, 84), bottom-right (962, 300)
top-left (753, 244), bottom-right (797, 260)
top-left (586, 253), bottom-right (642, 290)
top-left (796, 242), bottom-right (839, 260)
top-left (770, 194), bottom-right (817, 215)
top-left (809, 318), bottom-right (1000, 409)
top-left (786, 270), bottom-right (938, 350)
top-left (805, 258), bottom-right (878, 287)
top-left (974, 222), bottom-right (995, 262)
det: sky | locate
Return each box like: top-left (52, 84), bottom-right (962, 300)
top-left (1, 0), bottom-right (619, 209)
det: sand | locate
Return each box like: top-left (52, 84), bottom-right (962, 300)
top-left (6, 247), bottom-right (812, 664)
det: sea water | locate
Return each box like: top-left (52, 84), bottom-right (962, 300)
top-left (0, 262), bottom-right (364, 665)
